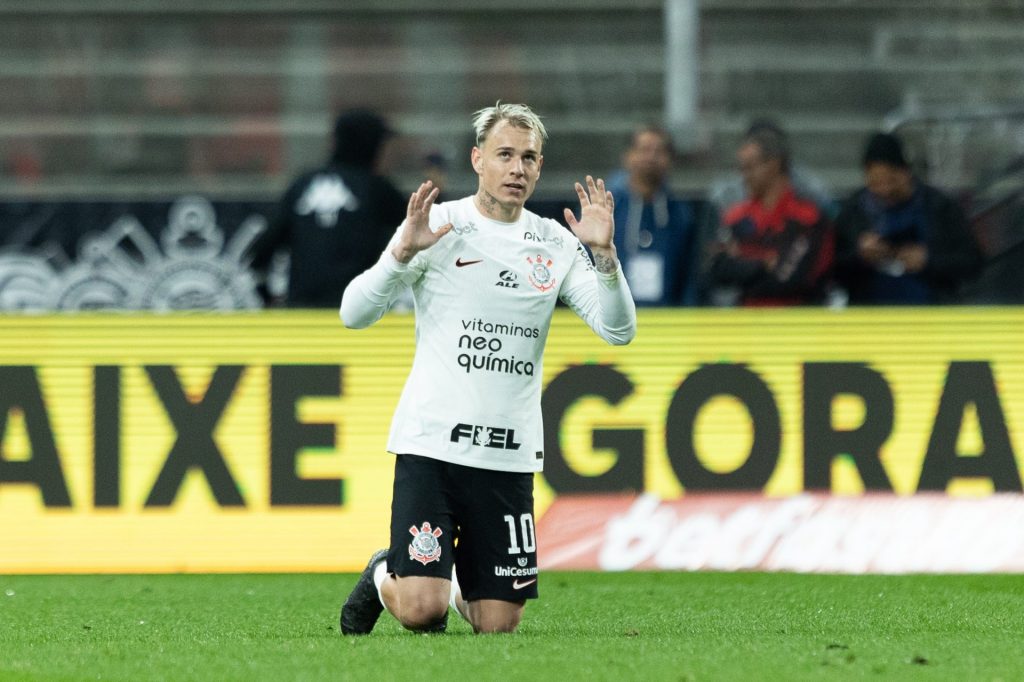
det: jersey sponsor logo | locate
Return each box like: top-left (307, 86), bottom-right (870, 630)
top-left (455, 257), bottom-right (483, 267)
top-left (455, 318), bottom-right (540, 376)
top-left (408, 521), bottom-right (443, 565)
top-left (460, 317), bottom-right (539, 338)
top-left (523, 231), bottom-right (565, 249)
top-left (494, 565), bottom-right (538, 577)
top-left (496, 270), bottom-right (520, 288)
top-left (450, 423), bottom-right (522, 450)
top-left (455, 351), bottom-right (535, 376)
top-left (451, 221), bottom-right (478, 236)
top-left (526, 254), bottom-right (556, 292)
top-left (512, 578), bottom-right (537, 590)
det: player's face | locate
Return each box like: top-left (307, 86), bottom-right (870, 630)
top-left (472, 120), bottom-right (544, 215)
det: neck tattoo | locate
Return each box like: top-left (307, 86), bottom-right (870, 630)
top-left (476, 190), bottom-right (516, 222)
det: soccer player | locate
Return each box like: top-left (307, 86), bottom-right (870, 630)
top-left (338, 102), bottom-right (637, 634)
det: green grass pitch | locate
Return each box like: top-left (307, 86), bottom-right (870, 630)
top-left (2, 572), bottom-right (1023, 681)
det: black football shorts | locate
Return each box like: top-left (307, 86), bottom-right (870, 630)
top-left (387, 453), bottom-right (539, 602)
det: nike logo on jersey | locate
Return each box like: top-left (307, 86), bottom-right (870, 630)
top-left (512, 578), bottom-right (537, 590)
top-left (455, 258), bottom-right (483, 267)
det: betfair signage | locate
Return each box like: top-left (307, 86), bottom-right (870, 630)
top-left (0, 308), bottom-right (1020, 572)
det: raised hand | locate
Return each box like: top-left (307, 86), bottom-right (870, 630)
top-left (564, 175), bottom-right (615, 249)
top-left (391, 181), bottom-right (453, 263)
top-left (563, 175), bottom-right (619, 273)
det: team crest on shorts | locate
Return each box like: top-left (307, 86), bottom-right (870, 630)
top-left (408, 521), bottom-right (443, 565)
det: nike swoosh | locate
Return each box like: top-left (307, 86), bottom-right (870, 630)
top-left (455, 258), bottom-right (483, 267)
top-left (512, 578), bottom-right (537, 590)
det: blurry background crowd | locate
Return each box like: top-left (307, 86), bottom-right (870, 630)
top-left (2, 0), bottom-right (1022, 310)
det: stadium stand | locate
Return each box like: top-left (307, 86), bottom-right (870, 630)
top-left (2, 0), bottom-right (1024, 201)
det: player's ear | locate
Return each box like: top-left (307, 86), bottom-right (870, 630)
top-left (471, 147), bottom-right (483, 175)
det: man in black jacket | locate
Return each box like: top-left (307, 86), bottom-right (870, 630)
top-left (249, 109), bottom-right (406, 307)
top-left (834, 132), bottom-right (983, 304)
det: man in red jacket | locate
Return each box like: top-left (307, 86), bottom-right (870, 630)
top-left (707, 122), bottom-right (834, 306)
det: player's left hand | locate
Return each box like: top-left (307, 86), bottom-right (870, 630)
top-left (564, 176), bottom-right (614, 250)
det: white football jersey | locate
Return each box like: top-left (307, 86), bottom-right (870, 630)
top-left (341, 196), bottom-right (635, 472)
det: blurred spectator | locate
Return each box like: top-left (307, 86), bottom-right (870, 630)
top-left (708, 118), bottom-right (836, 221)
top-left (248, 108), bottom-right (406, 307)
top-left (705, 123), bottom-right (834, 306)
top-left (607, 125), bottom-right (698, 306)
top-left (422, 150), bottom-right (451, 203)
top-left (834, 132), bottom-right (984, 304)
top-left (10, 144), bottom-right (44, 188)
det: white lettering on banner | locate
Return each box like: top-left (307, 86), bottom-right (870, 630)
top-left (769, 498), bottom-right (1024, 574)
top-left (599, 494), bottom-right (675, 571)
top-left (547, 493), bottom-right (1024, 574)
top-left (737, 498), bottom-right (818, 569)
top-left (655, 513), bottom-right (719, 571)
top-left (601, 494), bottom-right (819, 571)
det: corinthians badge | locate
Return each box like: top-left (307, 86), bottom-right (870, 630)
top-left (526, 254), bottom-right (556, 292)
top-left (408, 521), bottom-right (443, 565)
top-left (0, 196), bottom-right (266, 312)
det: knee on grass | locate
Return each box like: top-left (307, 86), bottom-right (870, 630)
top-left (469, 607), bottom-right (522, 634)
top-left (397, 598), bottom-right (449, 631)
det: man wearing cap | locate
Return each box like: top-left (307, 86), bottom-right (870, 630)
top-left (834, 132), bottom-right (983, 304)
top-left (249, 109), bottom-right (406, 307)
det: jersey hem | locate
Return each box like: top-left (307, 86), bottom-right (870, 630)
top-left (386, 448), bottom-right (543, 474)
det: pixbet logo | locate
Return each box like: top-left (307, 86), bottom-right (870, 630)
top-left (450, 423), bottom-right (522, 450)
top-left (523, 231), bottom-right (565, 249)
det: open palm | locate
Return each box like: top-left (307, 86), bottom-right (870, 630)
top-left (392, 181), bottom-right (453, 263)
top-left (563, 175), bottom-right (615, 249)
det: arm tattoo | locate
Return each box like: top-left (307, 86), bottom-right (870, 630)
top-left (593, 252), bottom-right (617, 274)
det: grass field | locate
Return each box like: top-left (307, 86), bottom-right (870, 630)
top-left (2, 572), bottom-right (1023, 681)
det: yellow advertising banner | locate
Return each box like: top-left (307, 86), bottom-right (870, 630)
top-left (0, 308), bottom-right (1022, 573)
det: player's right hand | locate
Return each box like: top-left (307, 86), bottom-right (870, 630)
top-left (391, 181), bottom-right (453, 263)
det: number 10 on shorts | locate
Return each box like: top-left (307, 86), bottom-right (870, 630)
top-left (503, 513), bottom-right (536, 554)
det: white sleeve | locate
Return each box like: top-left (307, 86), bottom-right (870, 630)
top-left (340, 202), bottom-right (453, 328)
top-left (339, 243), bottom-right (420, 329)
top-left (559, 245), bottom-right (637, 345)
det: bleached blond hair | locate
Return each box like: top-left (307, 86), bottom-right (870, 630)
top-left (472, 102), bottom-right (548, 147)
